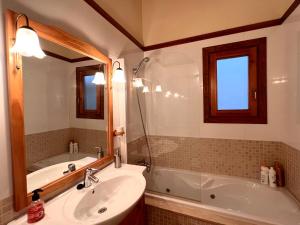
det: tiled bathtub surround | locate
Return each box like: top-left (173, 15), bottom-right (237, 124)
top-left (127, 136), bottom-right (300, 201)
top-left (281, 143), bottom-right (300, 202)
top-left (71, 128), bottom-right (107, 154)
top-left (128, 136), bottom-right (282, 179)
top-left (147, 206), bottom-right (221, 225)
top-left (26, 129), bottom-right (72, 166)
top-left (26, 128), bottom-right (107, 168)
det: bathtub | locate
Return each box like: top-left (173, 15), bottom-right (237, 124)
top-left (144, 167), bottom-right (300, 225)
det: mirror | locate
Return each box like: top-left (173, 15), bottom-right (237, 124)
top-left (23, 39), bottom-right (108, 193)
top-left (5, 9), bottom-right (114, 211)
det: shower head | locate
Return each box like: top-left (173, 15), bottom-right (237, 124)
top-left (133, 57), bottom-right (150, 76)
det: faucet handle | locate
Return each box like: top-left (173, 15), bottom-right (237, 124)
top-left (86, 168), bottom-right (100, 175)
top-left (95, 146), bottom-right (102, 151)
top-left (95, 146), bottom-right (104, 159)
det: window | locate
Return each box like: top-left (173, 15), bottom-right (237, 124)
top-left (203, 38), bottom-right (267, 124)
top-left (76, 65), bottom-right (105, 119)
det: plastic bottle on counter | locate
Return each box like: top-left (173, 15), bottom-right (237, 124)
top-left (69, 140), bottom-right (74, 154)
top-left (260, 166), bottom-right (269, 185)
top-left (269, 167), bottom-right (277, 188)
top-left (27, 189), bottom-right (45, 223)
top-left (73, 142), bottom-right (79, 153)
top-left (274, 161), bottom-right (285, 187)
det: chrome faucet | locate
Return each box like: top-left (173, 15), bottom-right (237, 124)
top-left (84, 168), bottom-right (100, 188)
top-left (96, 146), bottom-right (104, 159)
top-left (136, 159), bottom-right (151, 172)
top-left (63, 163), bottom-right (76, 175)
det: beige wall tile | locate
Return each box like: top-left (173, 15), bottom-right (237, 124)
top-left (147, 205), bottom-right (222, 225)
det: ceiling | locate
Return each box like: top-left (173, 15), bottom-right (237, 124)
top-left (89, 0), bottom-right (296, 47)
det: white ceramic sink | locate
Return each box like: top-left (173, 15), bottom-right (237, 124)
top-left (64, 170), bottom-right (146, 225)
top-left (8, 164), bottom-right (146, 225)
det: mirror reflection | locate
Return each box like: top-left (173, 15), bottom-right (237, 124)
top-left (23, 38), bottom-right (108, 193)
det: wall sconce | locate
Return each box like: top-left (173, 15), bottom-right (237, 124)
top-left (133, 78), bottom-right (144, 88)
top-left (92, 65), bottom-right (106, 85)
top-left (142, 86), bottom-right (150, 93)
top-left (112, 61), bottom-right (126, 83)
top-left (155, 85), bottom-right (162, 92)
top-left (10, 14), bottom-right (46, 59)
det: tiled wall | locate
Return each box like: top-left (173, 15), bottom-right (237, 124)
top-left (147, 206), bottom-right (221, 225)
top-left (127, 136), bottom-right (300, 201)
top-left (25, 129), bottom-right (72, 166)
top-left (281, 143), bottom-right (300, 201)
top-left (128, 136), bottom-right (282, 179)
top-left (0, 197), bottom-right (18, 225)
top-left (71, 128), bottom-right (107, 154)
top-left (26, 128), bottom-right (107, 168)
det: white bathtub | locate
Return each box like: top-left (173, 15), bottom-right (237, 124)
top-left (144, 167), bottom-right (300, 225)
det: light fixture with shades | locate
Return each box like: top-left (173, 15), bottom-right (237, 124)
top-left (92, 64), bottom-right (106, 85)
top-left (142, 86), bottom-right (150, 93)
top-left (155, 85), bottom-right (162, 92)
top-left (133, 78), bottom-right (144, 88)
top-left (112, 61), bottom-right (126, 83)
top-left (10, 14), bottom-right (46, 59)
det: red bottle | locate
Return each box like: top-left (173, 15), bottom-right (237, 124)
top-left (27, 189), bottom-right (45, 223)
top-left (274, 161), bottom-right (285, 187)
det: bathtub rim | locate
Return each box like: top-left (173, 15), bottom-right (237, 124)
top-left (144, 166), bottom-right (300, 225)
top-left (145, 166), bottom-right (300, 207)
top-left (145, 191), bottom-right (278, 225)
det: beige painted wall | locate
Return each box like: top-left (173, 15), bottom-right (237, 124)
top-left (0, 0), bottom-right (12, 200)
top-left (142, 6), bottom-right (300, 151)
top-left (94, 0), bottom-right (143, 44)
top-left (142, 0), bottom-right (294, 46)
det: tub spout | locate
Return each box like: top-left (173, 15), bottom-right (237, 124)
top-left (136, 159), bottom-right (151, 172)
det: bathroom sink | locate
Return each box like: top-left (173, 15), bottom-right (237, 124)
top-left (7, 164), bottom-right (146, 225)
top-left (63, 170), bottom-right (146, 225)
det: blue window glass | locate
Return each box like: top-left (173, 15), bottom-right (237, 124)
top-left (217, 56), bottom-right (249, 110)
top-left (84, 75), bottom-right (97, 110)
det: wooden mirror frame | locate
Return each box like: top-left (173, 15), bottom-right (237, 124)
top-left (5, 9), bottom-right (114, 211)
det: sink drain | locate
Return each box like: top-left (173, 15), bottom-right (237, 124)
top-left (98, 207), bottom-right (107, 214)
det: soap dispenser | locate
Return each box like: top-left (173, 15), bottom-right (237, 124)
top-left (114, 148), bottom-right (122, 168)
top-left (27, 189), bottom-right (45, 223)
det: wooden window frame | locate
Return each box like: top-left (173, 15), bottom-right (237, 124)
top-left (203, 37), bottom-right (267, 124)
top-left (76, 64), bottom-right (105, 119)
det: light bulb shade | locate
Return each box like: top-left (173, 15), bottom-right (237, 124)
top-left (133, 78), bottom-right (144, 88)
top-left (11, 26), bottom-right (46, 59)
top-left (155, 85), bottom-right (162, 92)
top-left (92, 72), bottom-right (106, 85)
top-left (142, 86), bottom-right (150, 93)
top-left (112, 68), bottom-right (126, 83)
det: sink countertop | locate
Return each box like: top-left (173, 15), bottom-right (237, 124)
top-left (8, 163), bottom-right (146, 225)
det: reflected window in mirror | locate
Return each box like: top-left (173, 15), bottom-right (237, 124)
top-left (76, 65), bottom-right (105, 119)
